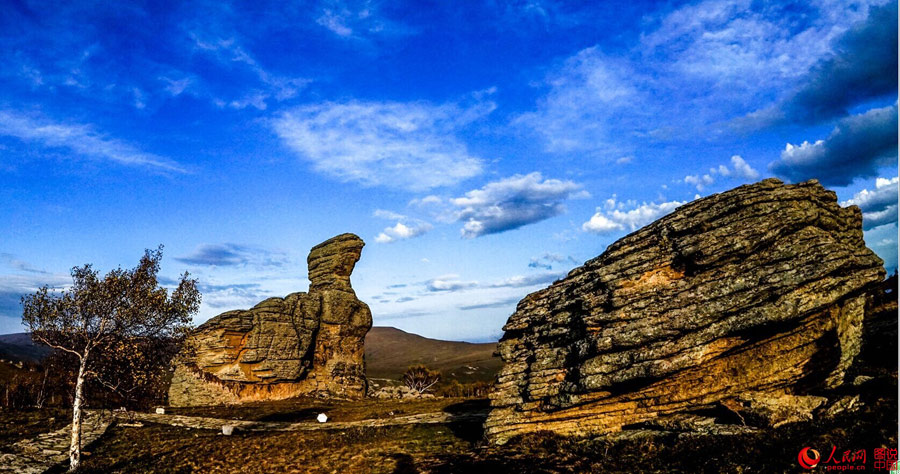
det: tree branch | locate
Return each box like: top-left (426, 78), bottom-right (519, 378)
top-left (33, 334), bottom-right (83, 360)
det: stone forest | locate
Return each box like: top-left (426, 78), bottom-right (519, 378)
top-left (1, 179), bottom-right (897, 472)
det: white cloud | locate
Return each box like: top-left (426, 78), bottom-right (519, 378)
top-left (273, 100), bottom-right (491, 191)
top-left (684, 174), bottom-right (716, 191)
top-left (426, 274), bottom-right (478, 292)
top-left (375, 220), bottom-right (433, 244)
top-left (684, 155), bottom-right (760, 190)
top-left (583, 197), bottom-right (686, 234)
top-left (373, 208), bottom-right (432, 243)
top-left (730, 155), bottom-right (760, 180)
top-left (0, 110), bottom-right (185, 173)
top-left (841, 176), bottom-right (899, 230)
top-left (770, 103), bottom-right (898, 186)
top-left (451, 172), bottom-right (585, 238)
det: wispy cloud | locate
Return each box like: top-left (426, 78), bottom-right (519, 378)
top-left (315, 0), bottom-right (413, 39)
top-left (273, 100), bottom-right (491, 191)
top-left (842, 176), bottom-right (899, 230)
top-left (424, 270), bottom-right (564, 293)
top-left (376, 310), bottom-right (431, 321)
top-left (0, 254), bottom-right (50, 275)
top-left (188, 28), bottom-right (310, 108)
top-left (640, 0), bottom-right (854, 92)
top-left (451, 172), bottom-right (587, 238)
top-left (486, 271), bottom-right (565, 288)
top-left (515, 47), bottom-right (642, 154)
top-left (0, 272), bottom-right (71, 323)
top-left (743, 1), bottom-right (898, 127)
top-left (583, 196), bottom-right (686, 234)
top-left (459, 295), bottom-right (523, 311)
top-left (684, 155), bottom-right (760, 191)
top-left (0, 110), bottom-right (186, 173)
top-left (528, 252), bottom-right (577, 270)
top-left (769, 103), bottom-right (897, 187)
top-left (520, 0), bottom-right (886, 154)
top-left (197, 282), bottom-right (271, 309)
top-left (175, 244), bottom-right (289, 268)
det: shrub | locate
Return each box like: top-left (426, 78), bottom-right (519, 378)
top-left (435, 380), bottom-right (492, 398)
top-left (402, 365), bottom-right (441, 393)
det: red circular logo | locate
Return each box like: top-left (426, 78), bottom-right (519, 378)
top-left (798, 447), bottom-right (821, 469)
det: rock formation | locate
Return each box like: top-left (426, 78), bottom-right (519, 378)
top-left (168, 233), bottom-right (372, 407)
top-left (485, 179), bottom-right (887, 444)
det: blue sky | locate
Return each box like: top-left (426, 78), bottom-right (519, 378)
top-left (0, 0), bottom-right (897, 341)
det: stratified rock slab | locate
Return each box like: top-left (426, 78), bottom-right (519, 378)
top-left (485, 179), bottom-right (886, 444)
top-left (168, 233), bottom-right (372, 406)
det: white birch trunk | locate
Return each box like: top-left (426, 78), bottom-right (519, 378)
top-left (69, 357), bottom-right (87, 472)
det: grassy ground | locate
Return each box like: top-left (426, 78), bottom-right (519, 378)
top-left (0, 407), bottom-right (70, 447)
top-left (38, 375), bottom-right (897, 473)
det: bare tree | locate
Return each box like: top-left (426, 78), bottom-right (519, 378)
top-left (21, 246), bottom-right (200, 472)
top-left (402, 365), bottom-right (441, 394)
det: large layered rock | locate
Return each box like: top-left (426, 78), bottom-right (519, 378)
top-left (485, 179), bottom-right (886, 444)
top-left (168, 234), bottom-right (372, 407)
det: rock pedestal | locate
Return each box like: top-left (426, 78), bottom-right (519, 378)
top-left (485, 179), bottom-right (886, 444)
top-left (168, 233), bottom-right (372, 407)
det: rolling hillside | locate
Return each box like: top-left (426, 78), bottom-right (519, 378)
top-left (0, 327), bottom-right (502, 383)
top-left (0, 333), bottom-right (50, 364)
top-left (365, 326), bottom-right (501, 383)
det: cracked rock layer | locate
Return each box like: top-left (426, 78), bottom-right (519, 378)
top-left (168, 233), bottom-right (372, 407)
top-left (485, 179), bottom-right (885, 444)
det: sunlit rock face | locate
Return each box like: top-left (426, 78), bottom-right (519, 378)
top-left (485, 179), bottom-right (886, 444)
top-left (168, 233), bottom-right (372, 407)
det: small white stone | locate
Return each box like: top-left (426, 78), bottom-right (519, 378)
top-left (316, 413), bottom-right (328, 423)
top-left (155, 408), bottom-right (165, 415)
top-left (222, 425), bottom-right (234, 435)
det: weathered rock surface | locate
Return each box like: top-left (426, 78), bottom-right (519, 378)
top-left (168, 233), bottom-right (372, 406)
top-left (485, 179), bottom-right (886, 444)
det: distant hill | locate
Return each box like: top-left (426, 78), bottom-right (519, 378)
top-left (365, 326), bottom-right (501, 384)
top-left (0, 333), bottom-right (50, 364)
top-left (0, 327), bottom-right (503, 383)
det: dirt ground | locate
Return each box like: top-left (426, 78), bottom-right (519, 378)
top-left (164, 397), bottom-right (484, 423)
top-left (0, 407), bottom-right (70, 446)
top-left (30, 374), bottom-right (897, 473)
